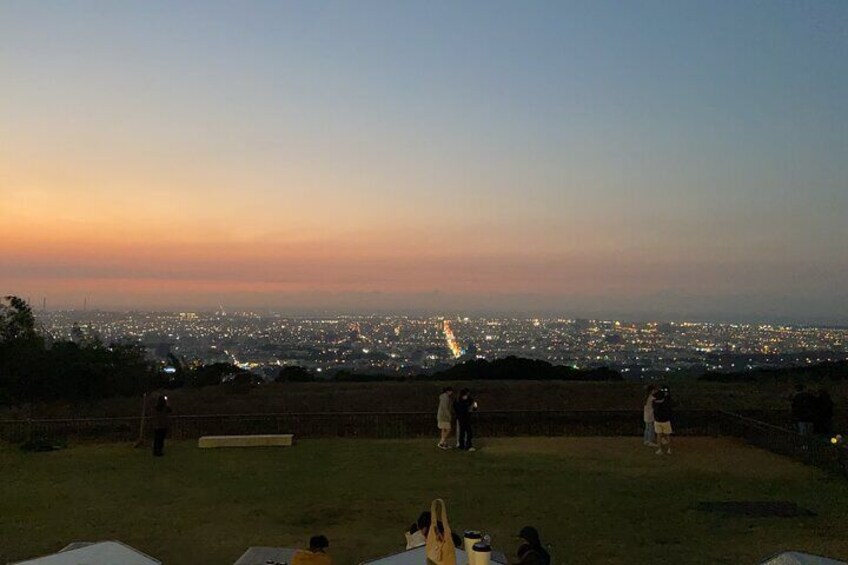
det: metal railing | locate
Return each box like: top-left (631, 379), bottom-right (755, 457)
top-left (0, 409), bottom-right (722, 442)
top-left (719, 411), bottom-right (848, 478)
top-left (2, 409), bottom-right (844, 477)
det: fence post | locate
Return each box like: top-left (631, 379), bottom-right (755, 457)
top-left (134, 393), bottom-right (147, 448)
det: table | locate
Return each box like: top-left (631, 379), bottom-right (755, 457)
top-left (232, 547), bottom-right (298, 565)
top-left (360, 546), bottom-right (508, 564)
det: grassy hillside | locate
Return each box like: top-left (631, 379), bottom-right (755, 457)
top-left (2, 438), bottom-right (847, 565)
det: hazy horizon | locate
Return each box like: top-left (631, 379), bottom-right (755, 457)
top-left (3, 2), bottom-right (847, 324)
top-left (29, 298), bottom-right (848, 327)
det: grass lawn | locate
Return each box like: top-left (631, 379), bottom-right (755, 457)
top-left (1, 437), bottom-right (847, 565)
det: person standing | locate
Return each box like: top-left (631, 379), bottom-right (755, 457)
top-left (152, 395), bottom-right (172, 457)
top-left (652, 387), bottom-right (673, 455)
top-left (292, 535), bottom-right (332, 565)
top-left (791, 384), bottom-right (816, 436)
top-left (643, 385), bottom-right (658, 447)
top-left (454, 388), bottom-right (478, 451)
top-left (437, 387), bottom-right (455, 449)
top-left (814, 388), bottom-right (834, 437)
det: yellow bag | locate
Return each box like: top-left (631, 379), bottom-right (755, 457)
top-left (425, 498), bottom-right (456, 565)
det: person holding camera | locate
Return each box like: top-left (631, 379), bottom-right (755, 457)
top-left (454, 388), bottom-right (478, 451)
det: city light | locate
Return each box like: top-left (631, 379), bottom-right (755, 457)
top-left (443, 320), bottom-right (463, 359)
top-left (34, 311), bottom-right (848, 377)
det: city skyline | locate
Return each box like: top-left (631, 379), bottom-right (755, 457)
top-left (24, 302), bottom-right (848, 328)
top-left (38, 310), bottom-right (848, 378)
top-left (3, 2), bottom-right (848, 323)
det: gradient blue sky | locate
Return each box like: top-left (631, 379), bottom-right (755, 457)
top-left (2, 1), bottom-right (847, 322)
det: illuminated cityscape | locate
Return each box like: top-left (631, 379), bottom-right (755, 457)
top-left (443, 320), bottom-right (464, 359)
top-left (38, 310), bottom-right (848, 379)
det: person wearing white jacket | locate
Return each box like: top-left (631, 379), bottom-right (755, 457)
top-left (436, 387), bottom-right (455, 449)
top-left (643, 385), bottom-right (658, 447)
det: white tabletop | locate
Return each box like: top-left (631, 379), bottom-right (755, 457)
top-left (13, 541), bottom-right (161, 565)
top-left (233, 547), bottom-right (299, 565)
top-left (361, 546), bottom-right (507, 564)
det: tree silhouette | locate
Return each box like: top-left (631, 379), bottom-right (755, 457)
top-left (0, 296), bottom-right (40, 344)
top-left (0, 297), bottom-right (159, 405)
top-left (276, 365), bottom-right (315, 383)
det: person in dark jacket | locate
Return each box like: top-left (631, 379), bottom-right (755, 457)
top-left (652, 387), bottom-right (673, 455)
top-left (515, 526), bottom-right (550, 565)
top-left (813, 389), bottom-right (834, 436)
top-left (152, 395), bottom-right (172, 457)
top-left (791, 384), bottom-right (816, 436)
top-left (454, 388), bottom-right (478, 451)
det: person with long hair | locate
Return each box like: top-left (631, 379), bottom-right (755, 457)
top-left (292, 535), bottom-right (332, 565)
top-left (643, 384), bottom-right (658, 447)
top-left (405, 511), bottom-right (431, 549)
top-left (436, 387), bottom-right (455, 449)
top-left (515, 526), bottom-right (550, 565)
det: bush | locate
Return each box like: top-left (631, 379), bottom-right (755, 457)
top-left (276, 366), bottom-right (316, 383)
top-left (20, 434), bottom-right (68, 453)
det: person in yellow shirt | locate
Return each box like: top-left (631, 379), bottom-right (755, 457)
top-left (292, 535), bottom-right (332, 565)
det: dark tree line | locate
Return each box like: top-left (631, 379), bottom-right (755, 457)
top-left (0, 297), bottom-right (271, 406)
top-left (0, 297), bottom-right (286, 408)
top-left (1, 297), bottom-right (621, 406)
top-left (435, 356), bottom-right (622, 381)
top-left (160, 355), bottom-right (254, 389)
top-left (0, 296), bottom-right (160, 405)
top-left (276, 356), bottom-right (623, 383)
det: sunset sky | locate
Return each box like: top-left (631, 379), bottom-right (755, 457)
top-left (2, 1), bottom-right (847, 322)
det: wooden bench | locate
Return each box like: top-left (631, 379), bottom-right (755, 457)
top-left (197, 434), bottom-right (294, 448)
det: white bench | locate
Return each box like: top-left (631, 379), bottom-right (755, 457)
top-left (198, 434), bottom-right (294, 448)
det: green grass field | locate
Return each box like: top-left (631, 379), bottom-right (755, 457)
top-left (2, 437), bottom-right (847, 565)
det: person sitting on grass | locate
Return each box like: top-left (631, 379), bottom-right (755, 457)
top-left (652, 387), bottom-right (674, 455)
top-left (292, 535), bottom-right (332, 565)
top-left (515, 526), bottom-right (550, 565)
top-left (406, 511), bottom-right (462, 549)
top-left (405, 511), bottom-right (431, 549)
